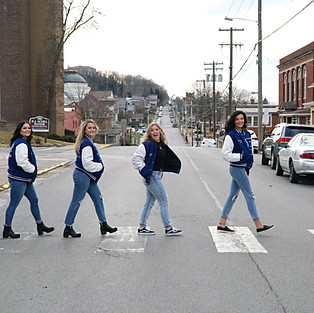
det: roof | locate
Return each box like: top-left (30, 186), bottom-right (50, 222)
top-left (64, 70), bottom-right (87, 83)
top-left (90, 91), bottom-right (114, 100)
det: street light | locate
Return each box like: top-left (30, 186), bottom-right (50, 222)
top-left (225, 16), bottom-right (257, 23)
top-left (225, 2), bottom-right (263, 151)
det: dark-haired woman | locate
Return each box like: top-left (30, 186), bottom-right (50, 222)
top-left (217, 111), bottom-right (274, 234)
top-left (3, 122), bottom-right (54, 238)
top-left (63, 119), bottom-right (117, 238)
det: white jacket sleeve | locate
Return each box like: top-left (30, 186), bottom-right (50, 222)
top-left (16, 143), bottom-right (35, 173)
top-left (82, 146), bottom-right (104, 172)
top-left (221, 135), bottom-right (241, 163)
top-left (132, 143), bottom-right (146, 171)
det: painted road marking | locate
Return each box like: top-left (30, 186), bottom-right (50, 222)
top-left (0, 232), bottom-right (37, 253)
top-left (96, 227), bottom-right (147, 253)
top-left (308, 229), bottom-right (314, 235)
top-left (208, 226), bottom-right (268, 253)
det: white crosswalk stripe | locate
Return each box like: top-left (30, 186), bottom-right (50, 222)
top-left (308, 229), bottom-right (314, 235)
top-left (96, 227), bottom-right (147, 253)
top-left (208, 226), bottom-right (268, 253)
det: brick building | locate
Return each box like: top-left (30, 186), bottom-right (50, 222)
top-left (277, 41), bottom-right (314, 124)
top-left (0, 0), bottom-right (64, 135)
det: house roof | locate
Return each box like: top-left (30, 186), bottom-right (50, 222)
top-left (279, 102), bottom-right (297, 110)
top-left (90, 91), bottom-right (113, 100)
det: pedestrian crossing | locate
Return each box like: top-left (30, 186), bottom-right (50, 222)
top-left (95, 227), bottom-right (147, 254)
top-left (1, 227), bottom-right (313, 255)
top-left (208, 226), bottom-right (268, 253)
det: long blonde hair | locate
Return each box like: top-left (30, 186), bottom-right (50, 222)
top-left (74, 119), bottom-right (99, 154)
top-left (141, 122), bottom-right (168, 145)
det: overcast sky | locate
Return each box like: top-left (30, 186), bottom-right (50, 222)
top-left (64, 0), bottom-right (314, 104)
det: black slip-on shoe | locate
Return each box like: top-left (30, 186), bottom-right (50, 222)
top-left (217, 225), bottom-right (235, 233)
top-left (256, 225), bottom-right (274, 233)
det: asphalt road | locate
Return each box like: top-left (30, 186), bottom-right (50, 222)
top-left (0, 108), bottom-right (313, 313)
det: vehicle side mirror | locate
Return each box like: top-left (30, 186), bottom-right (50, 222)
top-left (264, 131), bottom-right (269, 137)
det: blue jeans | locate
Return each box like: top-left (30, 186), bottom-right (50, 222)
top-left (140, 171), bottom-right (172, 228)
top-left (5, 178), bottom-right (42, 226)
top-left (221, 166), bottom-right (259, 221)
top-left (64, 169), bottom-right (106, 226)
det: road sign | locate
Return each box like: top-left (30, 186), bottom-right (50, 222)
top-left (29, 116), bottom-right (49, 132)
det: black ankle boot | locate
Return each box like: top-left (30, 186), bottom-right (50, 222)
top-left (3, 225), bottom-right (20, 239)
top-left (63, 226), bottom-right (81, 238)
top-left (37, 222), bottom-right (55, 235)
top-left (100, 222), bottom-right (117, 235)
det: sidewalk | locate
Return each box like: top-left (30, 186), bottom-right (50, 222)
top-left (0, 143), bottom-right (112, 192)
top-left (0, 145), bottom-right (73, 192)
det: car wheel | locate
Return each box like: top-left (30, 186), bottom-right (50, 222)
top-left (275, 158), bottom-right (283, 176)
top-left (261, 150), bottom-right (269, 165)
top-left (270, 152), bottom-right (277, 170)
top-left (289, 161), bottom-right (299, 183)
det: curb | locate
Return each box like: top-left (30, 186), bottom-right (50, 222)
top-left (0, 160), bottom-right (72, 192)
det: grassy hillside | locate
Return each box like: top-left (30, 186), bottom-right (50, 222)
top-left (0, 130), bottom-right (72, 146)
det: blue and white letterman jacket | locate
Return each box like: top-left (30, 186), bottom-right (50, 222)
top-left (75, 136), bottom-right (104, 182)
top-left (222, 128), bottom-right (253, 169)
top-left (132, 140), bottom-right (181, 184)
top-left (8, 138), bottom-right (37, 183)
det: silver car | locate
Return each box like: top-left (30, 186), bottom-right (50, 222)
top-left (276, 133), bottom-right (314, 183)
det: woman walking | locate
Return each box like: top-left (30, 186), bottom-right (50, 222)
top-left (217, 111), bottom-right (274, 233)
top-left (3, 122), bottom-right (54, 238)
top-left (132, 122), bottom-right (182, 236)
top-left (63, 119), bottom-right (117, 238)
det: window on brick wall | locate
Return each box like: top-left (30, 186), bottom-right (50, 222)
top-left (288, 72), bottom-right (291, 101)
top-left (303, 66), bottom-right (306, 100)
top-left (283, 73), bottom-right (286, 102)
top-left (292, 70), bottom-right (296, 101)
top-left (292, 117), bottom-right (298, 124)
top-left (297, 68), bottom-right (301, 100)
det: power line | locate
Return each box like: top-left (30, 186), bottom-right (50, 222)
top-left (221, 0), bottom-right (314, 95)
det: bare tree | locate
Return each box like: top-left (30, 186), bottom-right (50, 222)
top-left (46, 0), bottom-right (103, 132)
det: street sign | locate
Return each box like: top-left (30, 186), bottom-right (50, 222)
top-left (29, 116), bottom-right (49, 132)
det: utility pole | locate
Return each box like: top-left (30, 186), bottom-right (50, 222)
top-left (257, 0), bottom-right (263, 151)
top-left (219, 27), bottom-right (244, 117)
top-left (204, 61), bottom-right (223, 140)
top-left (196, 79), bottom-right (206, 138)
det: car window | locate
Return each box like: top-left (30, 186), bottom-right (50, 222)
top-left (288, 136), bottom-right (298, 147)
top-left (300, 135), bottom-right (314, 146)
top-left (285, 126), bottom-right (314, 137)
top-left (270, 126), bottom-right (278, 136)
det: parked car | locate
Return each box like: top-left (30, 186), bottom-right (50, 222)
top-left (276, 133), bottom-right (314, 183)
top-left (248, 130), bottom-right (258, 154)
top-left (261, 123), bottom-right (314, 169)
top-left (200, 138), bottom-right (216, 147)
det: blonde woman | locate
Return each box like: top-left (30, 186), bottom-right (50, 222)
top-left (132, 122), bottom-right (182, 235)
top-left (63, 119), bottom-right (117, 238)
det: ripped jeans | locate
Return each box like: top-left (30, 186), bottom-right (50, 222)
top-left (64, 168), bottom-right (106, 226)
top-left (221, 166), bottom-right (259, 221)
top-left (140, 171), bottom-right (172, 228)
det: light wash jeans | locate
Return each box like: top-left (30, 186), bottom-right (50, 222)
top-left (64, 169), bottom-right (106, 226)
top-left (140, 171), bottom-right (172, 228)
top-left (5, 178), bottom-right (42, 226)
top-left (221, 166), bottom-right (259, 221)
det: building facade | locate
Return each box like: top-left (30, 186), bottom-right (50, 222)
top-left (0, 0), bottom-right (64, 135)
top-left (277, 41), bottom-right (314, 124)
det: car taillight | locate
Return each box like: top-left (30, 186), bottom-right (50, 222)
top-left (278, 137), bottom-right (291, 144)
top-left (213, 142), bottom-right (216, 145)
top-left (299, 153), bottom-right (314, 159)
